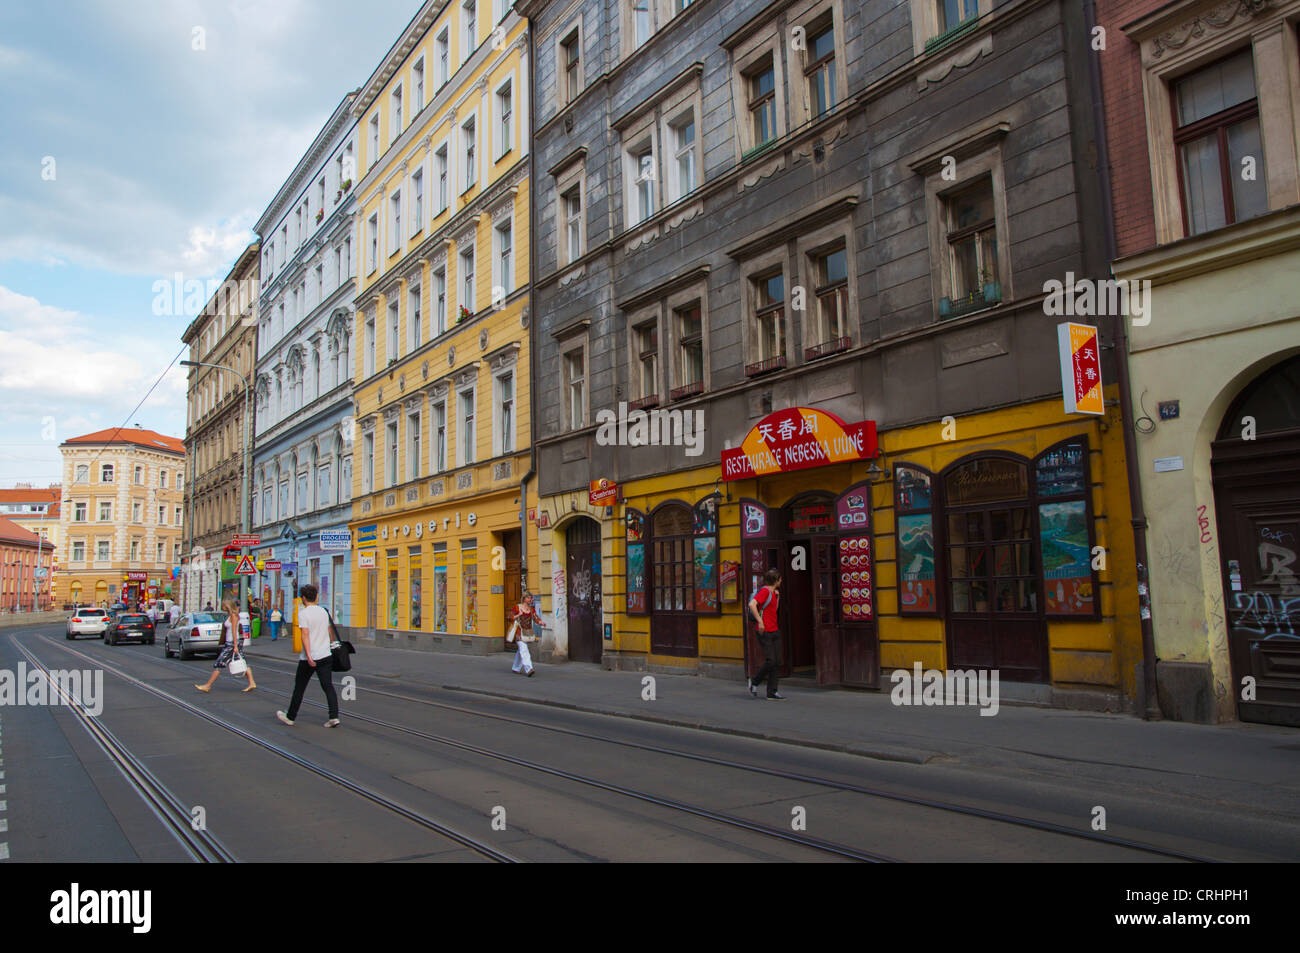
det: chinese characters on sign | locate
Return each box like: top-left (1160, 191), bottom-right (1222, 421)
top-left (721, 407), bottom-right (877, 481)
top-left (1057, 322), bottom-right (1104, 416)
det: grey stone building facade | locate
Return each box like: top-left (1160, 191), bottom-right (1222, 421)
top-left (521, 0), bottom-right (1146, 712)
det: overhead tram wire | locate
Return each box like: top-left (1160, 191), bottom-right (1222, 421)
top-left (76, 340), bottom-right (189, 472)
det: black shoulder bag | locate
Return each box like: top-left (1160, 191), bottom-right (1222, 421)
top-left (324, 608), bottom-right (356, 671)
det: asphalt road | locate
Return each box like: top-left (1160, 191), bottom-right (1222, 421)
top-left (1, 622), bottom-right (1296, 863)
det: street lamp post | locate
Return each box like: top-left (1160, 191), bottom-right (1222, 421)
top-left (181, 359), bottom-right (253, 622)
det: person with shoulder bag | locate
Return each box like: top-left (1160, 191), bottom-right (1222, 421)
top-left (508, 591), bottom-right (549, 677)
top-left (276, 583), bottom-right (341, 727)
top-left (195, 600), bottom-right (256, 694)
top-left (747, 569), bottom-right (785, 700)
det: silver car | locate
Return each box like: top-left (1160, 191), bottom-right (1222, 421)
top-left (163, 612), bottom-right (226, 659)
top-left (66, 608), bottom-right (109, 639)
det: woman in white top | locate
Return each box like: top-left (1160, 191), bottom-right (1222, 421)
top-left (195, 600), bottom-right (256, 693)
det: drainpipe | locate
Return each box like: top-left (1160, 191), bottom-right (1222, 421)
top-left (1083, 0), bottom-right (1162, 720)
top-left (520, 18), bottom-right (537, 599)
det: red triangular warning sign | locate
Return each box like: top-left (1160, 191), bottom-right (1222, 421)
top-left (234, 555), bottom-right (256, 575)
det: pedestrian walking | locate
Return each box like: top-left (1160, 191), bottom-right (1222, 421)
top-left (168, 602), bottom-right (181, 626)
top-left (269, 605), bottom-right (283, 641)
top-left (196, 600), bottom-right (256, 693)
top-left (747, 569), bottom-right (785, 700)
top-left (507, 591), bottom-right (549, 677)
top-left (276, 583), bottom-right (340, 727)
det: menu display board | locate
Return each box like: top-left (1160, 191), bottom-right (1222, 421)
top-left (838, 534), bottom-right (873, 621)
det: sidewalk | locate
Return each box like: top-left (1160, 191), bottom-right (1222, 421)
top-left (243, 635), bottom-right (1300, 817)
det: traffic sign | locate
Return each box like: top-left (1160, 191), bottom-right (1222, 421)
top-left (234, 555), bottom-right (257, 575)
top-left (232, 534), bottom-right (261, 547)
top-left (263, 560), bottom-right (282, 571)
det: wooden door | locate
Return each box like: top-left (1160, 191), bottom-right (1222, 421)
top-left (566, 518), bottom-right (603, 663)
top-left (812, 538), bottom-right (843, 685)
top-left (743, 542), bottom-right (784, 678)
top-left (650, 505), bottom-right (698, 657)
top-left (945, 505), bottom-right (1047, 682)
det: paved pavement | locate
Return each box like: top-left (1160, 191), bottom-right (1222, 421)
top-left (244, 634), bottom-right (1300, 820)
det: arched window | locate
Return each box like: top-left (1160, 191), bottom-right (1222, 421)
top-left (1217, 354), bottom-right (1300, 440)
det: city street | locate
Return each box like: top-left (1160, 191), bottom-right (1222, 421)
top-left (2, 622), bottom-right (1296, 864)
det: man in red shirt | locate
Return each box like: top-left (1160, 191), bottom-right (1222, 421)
top-left (747, 569), bottom-right (785, 700)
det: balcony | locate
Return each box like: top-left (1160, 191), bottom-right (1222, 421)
top-left (939, 283), bottom-right (1002, 320)
top-left (670, 381), bottom-right (705, 401)
top-left (745, 355), bottom-right (788, 378)
top-left (628, 394), bottom-right (659, 411)
top-left (805, 336), bottom-right (852, 362)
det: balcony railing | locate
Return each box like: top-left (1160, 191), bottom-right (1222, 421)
top-left (745, 355), bottom-right (788, 378)
top-left (670, 381), bottom-right (705, 401)
top-left (939, 283), bottom-right (1002, 320)
top-left (628, 394), bottom-right (659, 411)
top-left (805, 336), bottom-right (852, 362)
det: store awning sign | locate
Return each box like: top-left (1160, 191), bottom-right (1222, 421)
top-left (1057, 322), bottom-right (1104, 416)
top-left (721, 408), bottom-right (877, 482)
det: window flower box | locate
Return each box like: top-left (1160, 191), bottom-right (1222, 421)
top-left (458, 305), bottom-right (472, 324)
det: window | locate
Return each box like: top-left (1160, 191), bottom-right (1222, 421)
top-left (411, 169), bottom-right (424, 236)
top-left (101, 464), bottom-right (114, 482)
top-left (459, 388), bottom-right (477, 465)
top-left (74, 502), bottom-right (87, 522)
top-left (96, 539), bottom-right (109, 561)
top-left (461, 246), bottom-right (476, 315)
top-left (749, 59), bottom-right (777, 148)
top-left (409, 546), bottom-right (423, 629)
top-left (495, 219), bottom-right (513, 296)
top-left (938, 0), bottom-right (978, 34)
top-left (387, 301), bottom-right (400, 362)
top-left (158, 505), bottom-right (166, 524)
top-left (561, 28), bottom-right (581, 105)
top-left (387, 421), bottom-right (399, 485)
top-left (495, 371), bottom-right (515, 454)
top-left (408, 410), bottom-right (421, 481)
top-left (365, 313), bottom-right (376, 377)
top-left (462, 116), bottom-right (477, 191)
top-left (497, 81), bottom-right (512, 157)
top-left (675, 305), bottom-right (704, 397)
top-left (366, 213), bottom-right (379, 273)
top-left (75, 464), bottom-right (88, 483)
top-left (435, 145), bottom-right (449, 211)
top-left (134, 465), bottom-right (143, 484)
top-left (942, 177), bottom-right (999, 316)
top-left (409, 284), bottom-right (422, 349)
top-left (805, 21), bottom-right (837, 119)
top-left (437, 29), bottom-right (450, 86)
top-left (463, 0), bottom-right (477, 58)
top-left (749, 270), bottom-right (786, 374)
top-left (564, 188), bottom-right (583, 263)
top-left (131, 501), bottom-right (141, 522)
top-left (632, 0), bottom-right (652, 47)
top-left (174, 505), bottom-right (182, 524)
top-left (1174, 49), bottom-right (1269, 236)
top-left (462, 541), bottom-right (478, 632)
top-left (669, 112), bottom-right (697, 201)
top-left (413, 58), bottom-right (425, 113)
top-left (808, 247), bottom-right (849, 358)
top-left (72, 540), bottom-right (85, 562)
top-left (368, 115), bottom-right (380, 167)
top-left (635, 321), bottom-right (658, 403)
top-left (98, 501), bottom-right (112, 521)
top-left (434, 268), bottom-right (447, 335)
top-left (628, 140), bottom-right (655, 224)
top-left (564, 347), bottom-right (586, 430)
top-left (433, 400), bottom-right (447, 471)
top-left (391, 85), bottom-right (403, 136)
top-left (389, 190), bottom-right (402, 256)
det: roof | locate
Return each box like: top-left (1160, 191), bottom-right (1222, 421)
top-left (0, 515), bottom-right (45, 547)
top-left (61, 427), bottom-right (185, 455)
top-left (0, 488), bottom-right (61, 504)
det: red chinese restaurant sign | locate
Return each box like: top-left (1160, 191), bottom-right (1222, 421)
top-left (721, 407), bottom-right (877, 482)
top-left (1057, 322), bottom-right (1104, 416)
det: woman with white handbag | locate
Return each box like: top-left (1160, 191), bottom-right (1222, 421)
top-left (508, 591), bottom-right (549, 677)
top-left (195, 600), bottom-right (256, 693)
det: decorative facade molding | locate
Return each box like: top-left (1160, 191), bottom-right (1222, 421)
top-left (1150, 0), bottom-right (1270, 58)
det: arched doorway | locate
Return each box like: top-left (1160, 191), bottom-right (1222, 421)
top-left (70, 582), bottom-right (82, 605)
top-left (94, 580), bottom-right (108, 605)
top-left (649, 502), bottom-right (697, 657)
top-left (565, 517), bottom-right (603, 663)
top-left (941, 454), bottom-right (1048, 682)
top-left (1211, 354), bottom-right (1300, 726)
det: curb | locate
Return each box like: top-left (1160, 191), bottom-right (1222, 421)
top-left (439, 684), bottom-right (942, 765)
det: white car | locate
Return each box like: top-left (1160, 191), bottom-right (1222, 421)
top-left (66, 608), bottom-right (109, 639)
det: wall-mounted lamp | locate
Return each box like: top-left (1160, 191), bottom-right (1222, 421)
top-left (709, 478), bottom-right (730, 503)
top-left (866, 448), bottom-right (890, 483)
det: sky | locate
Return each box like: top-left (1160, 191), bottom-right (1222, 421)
top-left (0, 0), bottom-right (421, 488)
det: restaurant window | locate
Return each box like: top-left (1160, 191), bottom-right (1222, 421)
top-left (462, 540), bottom-right (478, 632)
top-left (651, 504), bottom-right (693, 613)
top-left (1173, 48), bottom-right (1269, 236)
top-left (1034, 438), bottom-right (1096, 618)
top-left (894, 466), bottom-right (938, 615)
top-left (944, 457), bottom-right (1034, 615)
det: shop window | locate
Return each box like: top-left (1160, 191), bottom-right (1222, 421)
top-left (944, 457), bottom-right (1033, 615)
top-left (1034, 438), bottom-right (1097, 618)
top-left (652, 504), bottom-right (694, 612)
top-left (433, 543), bottom-right (449, 631)
top-left (409, 546), bottom-right (423, 629)
top-left (895, 465), bottom-right (938, 615)
top-left (1173, 49), bottom-right (1269, 236)
top-left (692, 496), bottom-right (720, 613)
top-left (626, 509), bottom-right (647, 614)
top-left (387, 550), bottom-right (399, 628)
top-left (462, 540), bottom-right (478, 632)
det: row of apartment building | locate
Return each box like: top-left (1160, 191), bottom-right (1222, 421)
top-left (179, 0), bottom-right (1300, 727)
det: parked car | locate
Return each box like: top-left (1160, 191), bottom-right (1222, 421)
top-left (66, 608), bottom-right (109, 639)
top-left (105, 612), bottom-right (155, 646)
top-left (164, 612), bottom-right (225, 660)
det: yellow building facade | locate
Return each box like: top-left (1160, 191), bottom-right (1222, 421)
top-left (538, 392), bottom-right (1144, 711)
top-left (346, 0), bottom-right (536, 650)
